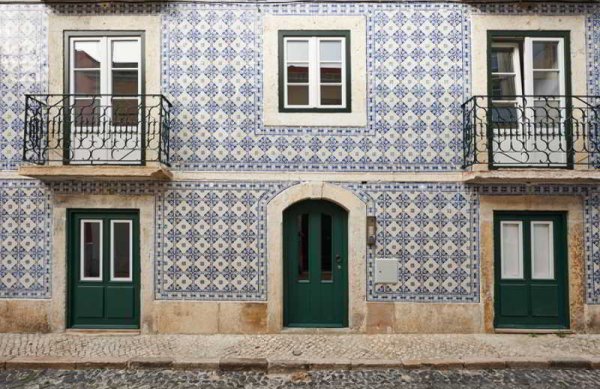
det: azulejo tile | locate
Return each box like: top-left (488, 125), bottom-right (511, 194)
top-left (0, 179), bottom-right (51, 299)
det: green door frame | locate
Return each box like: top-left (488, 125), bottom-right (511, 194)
top-left (493, 211), bottom-right (569, 329)
top-left (283, 200), bottom-right (349, 328)
top-left (67, 209), bottom-right (140, 329)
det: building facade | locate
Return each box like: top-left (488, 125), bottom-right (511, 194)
top-left (1, 0), bottom-right (600, 333)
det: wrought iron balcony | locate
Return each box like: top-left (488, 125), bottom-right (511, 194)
top-left (462, 95), bottom-right (600, 169)
top-left (23, 94), bottom-right (171, 166)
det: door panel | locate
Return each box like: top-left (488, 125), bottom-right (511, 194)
top-left (283, 200), bottom-right (348, 327)
top-left (68, 210), bottom-right (140, 329)
top-left (494, 212), bottom-right (568, 329)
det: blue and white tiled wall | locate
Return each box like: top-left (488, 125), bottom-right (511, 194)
top-left (3, 2), bottom-right (600, 304)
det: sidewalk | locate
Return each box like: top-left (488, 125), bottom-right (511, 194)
top-left (1, 333), bottom-right (600, 371)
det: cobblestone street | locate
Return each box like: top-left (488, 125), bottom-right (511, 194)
top-left (2, 368), bottom-right (600, 388)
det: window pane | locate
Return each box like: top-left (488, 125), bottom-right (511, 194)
top-left (112, 40), bottom-right (139, 68)
top-left (320, 63), bottom-right (341, 83)
top-left (112, 99), bottom-right (139, 126)
top-left (319, 40), bottom-right (342, 62)
top-left (74, 70), bottom-right (100, 94)
top-left (321, 214), bottom-right (332, 281)
top-left (298, 214), bottom-right (309, 281)
top-left (533, 41), bottom-right (559, 69)
top-left (491, 102), bottom-right (519, 128)
top-left (532, 222), bottom-right (554, 280)
top-left (73, 99), bottom-right (100, 126)
top-left (287, 85), bottom-right (309, 106)
top-left (533, 71), bottom-right (559, 95)
top-left (501, 222), bottom-right (523, 279)
top-left (491, 49), bottom-right (514, 73)
top-left (112, 70), bottom-right (138, 94)
top-left (74, 41), bottom-right (101, 68)
top-left (286, 40), bottom-right (309, 62)
top-left (287, 64), bottom-right (309, 83)
top-left (491, 74), bottom-right (516, 98)
top-left (320, 85), bottom-right (342, 106)
top-left (82, 221), bottom-right (101, 279)
top-left (534, 100), bottom-right (561, 124)
top-left (112, 222), bottom-right (131, 279)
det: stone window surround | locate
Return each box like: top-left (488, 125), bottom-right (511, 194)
top-left (470, 14), bottom-right (587, 97)
top-left (263, 15), bottom-right (367, 128)
top-left (48, 14), bottom-right (160, 96)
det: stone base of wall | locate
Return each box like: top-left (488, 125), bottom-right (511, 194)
top-left (6, 299), bottom-right (600, 334)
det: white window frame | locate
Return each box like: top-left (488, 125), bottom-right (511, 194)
top-left (80, 219), bottom-right (103, 282)
top-left (500, 221), bottom-right (524, 280)
top-left (531, 221), bottom-right (555, 280)
top-left (110, 220), bottom-right (133, 282)
top-left (283, 36), bottom-right (347, 110)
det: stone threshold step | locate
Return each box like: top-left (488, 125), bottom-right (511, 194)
top-left (1, 356), bottom-right (600, 372)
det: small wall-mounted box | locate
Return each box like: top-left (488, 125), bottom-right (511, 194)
top-left (374, 258), bottom-right (398, 284)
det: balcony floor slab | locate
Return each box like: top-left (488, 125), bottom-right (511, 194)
top-left (463, 169), bottom-right (600, 184)
top-left (17, 164), bottom-right (173, 181)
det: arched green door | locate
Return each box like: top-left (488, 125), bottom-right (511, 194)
top-left (283, 200), bottom-right (348, 328)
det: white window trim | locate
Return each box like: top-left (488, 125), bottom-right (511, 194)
top-left (80, 219), bottom-right (103, 282)
top-left (500, 221), bottom-right (524, 280)
top-left (531, 221), bottom-right (555, 280)
top-left (110, 220), bottom-right (133, 282)
top-left (283, 36), bottom-right (347, 110)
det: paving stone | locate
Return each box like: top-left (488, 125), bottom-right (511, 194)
top-left (4, 368), bottom-right (600, 388)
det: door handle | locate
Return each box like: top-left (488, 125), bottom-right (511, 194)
top-left (336, 254), bottom-right (342, 270)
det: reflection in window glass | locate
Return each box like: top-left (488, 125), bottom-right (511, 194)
top-left (319, 41), bottom-right (342, 62)
top-left (491, 49), bottom-right (514, 73)
top-left (298, 214), bottom-right (309, 281)
top-left (532, 42), bottom-right (558, 69)
top-left (74, 41), bottom-right (101, 68)
top-left (321, 214), bottom-right (332, 281)
top-left (288, 85), bottom-right (309, 106)
top-left (82, 221), bottom-right (101, 280)
top-left (112, 40), bottom-right (140, 68)
top-left (112, 222), bottom-right (131, 279)
top-left (320, 85), bottom-right (342, 105)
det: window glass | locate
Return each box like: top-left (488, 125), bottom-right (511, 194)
top-left (298, 214), bottom-right (309, 281)
top-left (112, 221), bottom-right (131, 280)
top-left (491, 49), bottom-right (514, 73)
top-left (501, 221), bottom-right (523, 279)
top-left (112, 70), bottom-right (138, 94)
top-left (81, 220), bottom-right (102, 280)
top-left (287, 64), bottom-right (309, 83)
top-left (533, 71), bottom-right (560, 95)
top-left (533, 42), bottom-right (558, 69)
top-left (74, 41), bottom-right (101, 68)
top-left (320, 85), bottom-right (342, 106)
top-left (74, 71), bottom-right (101, 94)
top-left (321, 214), bottom-right (332, 281)
top-left (288, 86), bottom-right (309, 106)
top-left (319, 41), bottom-right (341, 62)
top-left (531, 222), bottom-right (555, 280)
top-left (320, 63), bottom-right (341, 83)
top-left (287, 41), bottom-right (309, 62)
top-left (112, 40), bottom-right (140, 68)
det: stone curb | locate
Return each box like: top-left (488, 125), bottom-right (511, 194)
top-left (1, 356), bottom-right (599, 371)
top-left (219, 357), bottom-right (268, 372)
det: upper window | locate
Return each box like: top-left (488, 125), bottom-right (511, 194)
top-left (279, 31), bottom-right (351, 112)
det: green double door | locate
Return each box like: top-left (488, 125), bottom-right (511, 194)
top-left (283, 200), bottom-right (348, 328)
top-left (494, 212), bottom-right (569, 329)
top-left (68, 210), bottom-right (140, 329)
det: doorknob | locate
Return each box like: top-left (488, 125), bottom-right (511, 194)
top-left (336, 254), bottom-right (342, 270)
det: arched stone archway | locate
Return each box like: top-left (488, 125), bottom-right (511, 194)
top-left (266, 182), bottom-right (367, 332)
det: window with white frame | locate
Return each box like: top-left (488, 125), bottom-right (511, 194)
top-left (279, 31), bottom-right (350, 112)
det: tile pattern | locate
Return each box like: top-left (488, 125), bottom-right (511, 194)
top-left (162, 2), bottom-right (470, 171)
top-left (0, 5), bottom-right (47, 171)
top-left (345, 183), bottom-right (479, 302)
top-left (154, 181), bottom-right (293, 300)
top-left (0, 179), bottom-right (51, 298)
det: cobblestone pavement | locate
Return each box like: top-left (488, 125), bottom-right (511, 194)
top-left (1, 368), bottom-right (600, 388)
top-left (1, 333), bottom-right (600, 360)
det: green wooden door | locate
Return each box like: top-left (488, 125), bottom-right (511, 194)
top-left (68, 210), bottom-right (140, 329)
top-left (283, 200), bottom-right (348, 327)
top-left (494, 212), bottom-right (569, 329)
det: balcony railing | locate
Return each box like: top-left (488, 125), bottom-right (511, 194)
top-left (23, 94), bottom-right (171, 166)
top-left (462, 95), bottom-right (600, 169)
